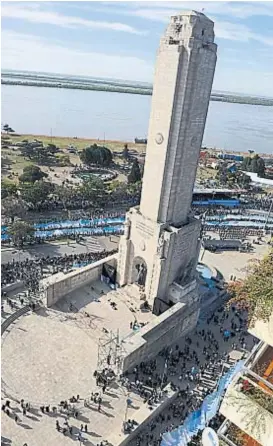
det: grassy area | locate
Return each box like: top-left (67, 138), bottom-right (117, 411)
top-left (1, 133), bottom-right (146, 182)
top-left (1, 146), bottom-right (34, 181)
top-left (5, 133), bottom-right (146, 153)
top-left (2, 133), bottom-right (218, 185)
top-left (196, 165), bottom-right (217, 181)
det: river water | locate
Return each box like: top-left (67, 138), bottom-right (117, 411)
top-left (2, 85), bottom-right (273, 154)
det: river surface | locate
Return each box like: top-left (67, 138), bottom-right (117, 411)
top-left (2, 85), bottom-right (273, 154)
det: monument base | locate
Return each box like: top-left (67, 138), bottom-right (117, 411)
top-left (117, 207), bottom-right (201, 315)
top-left (122, 281), bottom-right (200, 372)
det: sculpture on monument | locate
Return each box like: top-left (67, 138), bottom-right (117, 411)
top-left (124, 217), bottom-right (131, 240)
top-left (135, 263), bottom-right (147, 286)
top-left (157, 233), bottom-right (165, 259)
top-left (176, 259), bottom-right (195, 286)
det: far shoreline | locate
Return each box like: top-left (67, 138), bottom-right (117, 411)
top-left (2, 77), bottom-right (273, 107)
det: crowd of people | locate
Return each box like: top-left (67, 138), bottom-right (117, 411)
top-left (26, 193), bottom-right (139, 213)
top-left (192, 196), bottom-right (273, 213)
top-left (205, 226), bottom-right (265, 239)
top-left (1, 192), bottom-right (269, 445)
top-left (1, 292), bottom-right (255, 446)
top-left (125, 304), bottom-right (255, 446)
top-left (1, 249), bottom-right (118, 290)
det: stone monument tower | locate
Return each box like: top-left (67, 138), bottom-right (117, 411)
top-left (117, 11), bottom-right (217, 316)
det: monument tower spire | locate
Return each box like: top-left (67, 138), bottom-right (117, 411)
top-left (140, 11), bottom-right (217, 226)
top-left (117, 11), bottom-right (217, 316)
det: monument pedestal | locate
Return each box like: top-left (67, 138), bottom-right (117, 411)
top-left (117, 207), bottom-right (201, 315)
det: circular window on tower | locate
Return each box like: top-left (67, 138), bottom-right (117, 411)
top-left (155, 133), bottom-right (164, 145)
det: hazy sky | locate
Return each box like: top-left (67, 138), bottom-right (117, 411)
top-left (2, 1), bottom-right (273, 96)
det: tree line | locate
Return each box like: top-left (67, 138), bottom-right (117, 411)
top-left (241, 154), bottom-right (266, 178)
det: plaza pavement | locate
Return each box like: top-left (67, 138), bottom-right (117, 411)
top-left (1, 287), bottom-right (256, 446)
top-left (1, 236), bottom-right (118, 264)
top-left (200, 236), bottom-right (269, 280)
top-left (2, 242), bottom-right (270, 446)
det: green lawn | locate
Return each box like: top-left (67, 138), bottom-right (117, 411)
top-left (1, 132), bottom-right (146, 182)
top-left (5, 133), bottom-right (146, 153)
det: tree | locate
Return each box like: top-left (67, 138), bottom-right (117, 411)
top-left (123, 144), bottom-right (130, 160)
top-left (128, 159), bottom-right (142, 184)
top-left (20, 144), bottom-right (35, 159)
top-left (127, 180), bottom-right (142, 197)
top-left (46, 143), bottom-right (59, 155)
top-left (241, 156), bottom-right (252, 171)
top-left (1, 180), bottom-right (17, 199)
top-left (80, 144), bottom-right (113, 167)
top-left (21, 181), bottom-right (54, 206)
top-left (256, 157), bottom-right (265, 178)
top-left (55, 153), bottom-right (70, 166)
top-left (3, 124), bottom-right (10, 133)
top-left (1, 197), bottom-right (28, 223)
top-left (8, 220), bottom-right (34, 246)
top-left (235, 171), bottom-right (251, 188)
top-left (228, 250), bottom-right (273, 327)
top-left (108, 180), bottom-right (128, 201)
top-left (19, 165), bottom-right (48, 183)
top-left (80, 176), bottom-right (106, 205)
top-left (242, 155), bottom-right (265, 178)
top-left (250, 155), bottom-right (259, 174)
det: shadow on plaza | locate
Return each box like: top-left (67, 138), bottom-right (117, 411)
top-left (104, 390), bottom-right (119, 399)
top-left (101, 400), bottom-right (114, 410)
top-left (18, 422), bottom-right (32, 430)
top-left (65, 424), bottom-right (102, 443)
top-left (86, 405), bottom-right (114, 418)
top-left (1, 436), bottom-right (12, 445)
top-left (52, 290), bottom-right (109, 318)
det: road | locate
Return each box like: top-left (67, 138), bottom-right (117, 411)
top-left (1, 235), bottom-right (119, 264)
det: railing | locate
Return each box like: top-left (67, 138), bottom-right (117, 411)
top-left (1, 306), bottom-right (30, 335)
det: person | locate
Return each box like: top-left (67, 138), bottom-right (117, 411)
top-left (81, 424), bottom-right (84, 431)
top-left (85, 424), bottom-right (88, 433)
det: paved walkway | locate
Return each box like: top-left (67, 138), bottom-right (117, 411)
top-left (1, 236), bottom-right (118, 264)
top-left (200, 237), bottom-right (269, 280)
top-left (1, 305), bottom-right (143, 446)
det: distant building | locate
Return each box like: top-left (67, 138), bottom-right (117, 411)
top-left (218, 153), bottom-right (244, 162)
top-left (134, 138), bottom-right (147, 144)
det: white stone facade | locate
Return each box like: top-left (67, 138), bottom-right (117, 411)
top-left (117, 11), bottom-right (217, 316)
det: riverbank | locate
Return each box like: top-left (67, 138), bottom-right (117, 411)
top-left (2, 70), bottom-right (273, 106)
